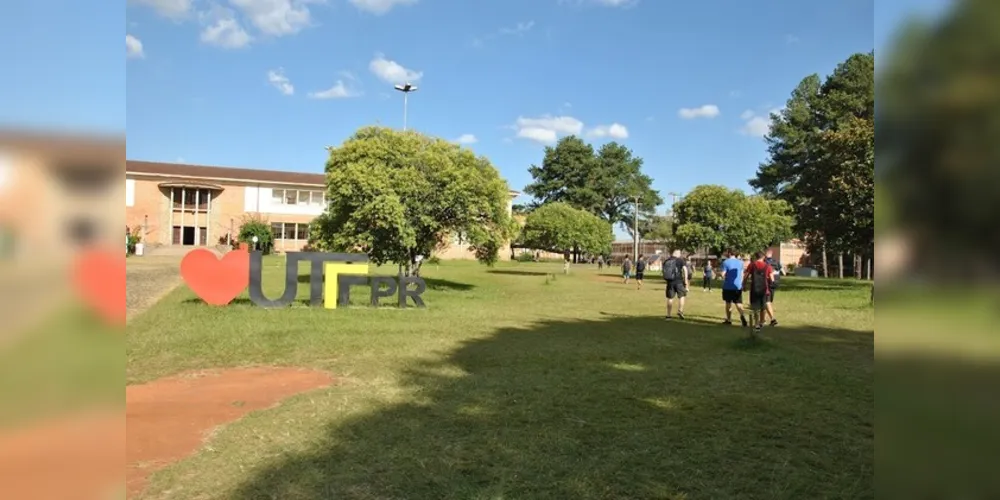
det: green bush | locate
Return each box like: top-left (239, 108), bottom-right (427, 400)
top-left (126, 227), bottom-right (141, 255)
top-left (515, 251), bottom-right (535, 263)
top-left (426, 256), bottom-right (442, 265)
top-left (237, 215), bottom-right (274, 254)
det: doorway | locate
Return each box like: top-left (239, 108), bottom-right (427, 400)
top-left (172, 226), bottom-right (206, 245)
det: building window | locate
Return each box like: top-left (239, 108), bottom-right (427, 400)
top-left (271, 222), bottom-right (311, 241)
top-left (272, 189), bottom-right (325, 207)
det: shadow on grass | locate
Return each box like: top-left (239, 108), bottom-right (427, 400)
top-left (776, 278), bottom-right (872, 292)
top-left (231, 316), bottom-right (876, 499)
top-left (487, 269), bottom-right (552, 277)
top-left (291, 273), bottom-right (475, 292)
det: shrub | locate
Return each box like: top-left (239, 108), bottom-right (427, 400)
top-left (426, 256), bottom-right (442, 265)
top-left (237, 214), bottom-right (274, 254)
top-left (126, 226), bottom-right (142, 255)
top-left (515, 251), bottom-right (535, 263)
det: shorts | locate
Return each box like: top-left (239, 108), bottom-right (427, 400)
top-left (666, 280), bottom-right (687, 299)
top-left (722, 289), bottom-right (743, 304)
top-left (623, 271), bottom-right (631, 279)
top-left (636, 272), bottom-right (645, 280)
top-left (748, 292), bottom-right (767, 311)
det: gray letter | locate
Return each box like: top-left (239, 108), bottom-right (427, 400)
top-left (370, 276), bottom-right (398, 307)
top-left (398, 275), bottom-right (427, 308)
top-left (249, 251), bottom-right (298, 308)
top-left (337, 274), bottom-right (370, 307)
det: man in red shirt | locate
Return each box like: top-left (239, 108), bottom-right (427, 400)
top-left (743, 251), bottom-right (775, 335)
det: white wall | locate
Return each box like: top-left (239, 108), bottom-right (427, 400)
top-left (125, 179), bottom-right (135, 207)
top-left (243, 185), bottom-right (326, 216)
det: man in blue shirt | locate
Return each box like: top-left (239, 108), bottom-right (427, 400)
top-left (720, 249), bottom-right (748, 327)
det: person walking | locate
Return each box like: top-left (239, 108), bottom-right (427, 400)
top-left (743, 252), bottom-right (776, 336)
top-left (703, 260), bottom-right (715, 292)
top-left (763, 249), bottom-right (781, 327)
top-left (720, 250), bottom-right (749, 327)
top-left (597, 255), bottom-right (605, 271)
top-left (662, 250), bottom-right (689, 320)
top-left (635, 255), bottom-right (647, 289)
top-left (622, 256), bottom-right (633, 284)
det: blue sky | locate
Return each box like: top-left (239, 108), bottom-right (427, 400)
top-left (2, 0), bottom-right (947, 216)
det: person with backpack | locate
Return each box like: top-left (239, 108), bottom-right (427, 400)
top-left (743, 251), bottom-right (776, 335)
top-left (720, 250), bottom-right (749, 327)
top-left (763, 249), bottom-right (781, 327)
top-left (662, 250), bottom-right (689, 320)
top-left (635, 254), bottom-right (647, 289)
top-left (622, 256), bottom-right (633, 284)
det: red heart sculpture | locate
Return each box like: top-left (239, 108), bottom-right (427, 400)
top-left (180, 248), bottom-right (249, 306)
top-left (73, 249), bottom-right (126, 325)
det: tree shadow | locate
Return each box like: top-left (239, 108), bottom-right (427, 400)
top-left (487, 269), bottom-right (552, 277)
top-left (777, 278), bottom-right (871, 292)
top-left (231, 315), bottom-right (876, 499)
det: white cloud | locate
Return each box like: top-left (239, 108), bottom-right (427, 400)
top-left (308, 80), bottom-right (360, 99)
top-left (126, 34), bottom-right (145, 59)
top-left (739, 108), bottom-right (781, 138)
top-left (499, 21), bottom-right (535, 36)
top-left (474, 20), bottom-right (535, 48)
top-left (513, 115), bottom-right (584, 145)
top-left (130, 0), bottom-right (193, 18)
top-left (267, 68), bottom-right (294, 95)
top-left (199, 8), bottom-right (253, 48)
top-left (229, 0), bottom-right (314, 37)
top-left (369, 53), bottom-right (422, 84)
top-left (349, 0), bottom-right (417, 15)
top-left (586, 123), bottom-right (629, 140)
top-left (453, 134), bottom-right (478, 145)
top-left (678, 104), bottom-right (720, 119)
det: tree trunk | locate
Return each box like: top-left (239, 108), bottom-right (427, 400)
top-left (822, 245), bottom-right (829, 278)
top-left (838, 253), bottom-right (844, 279)
top-left (855, 254), bottom-right (863, 279)
top-left (867, 257), bottom-right (873, 281)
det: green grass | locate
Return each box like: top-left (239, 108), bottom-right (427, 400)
top-left (128, 258), bottom-right (874, 500)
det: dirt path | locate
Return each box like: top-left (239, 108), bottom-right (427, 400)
top-left (126, 256), bottom-right (186, 321)
top-left (126, 367), bottom-right (335, 498)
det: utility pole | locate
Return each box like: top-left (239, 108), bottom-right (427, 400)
top-left (633, 195), bottom-right (640, 263)
top-left (393, 82), bottom-right (418, 131)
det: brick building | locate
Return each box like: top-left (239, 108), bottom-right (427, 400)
top-left (125, 160), bottom-right (519, 256)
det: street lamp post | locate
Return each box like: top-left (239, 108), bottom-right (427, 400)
top-left (394, 82), bottom-right (418, 131)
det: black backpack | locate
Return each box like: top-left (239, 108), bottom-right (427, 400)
top-left (662, 257), bottom-right (680, 281)
top-left (750, 262), bottom-right (768, 295)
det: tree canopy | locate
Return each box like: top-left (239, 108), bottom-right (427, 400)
top-left (309, 127), bottom-right (517, 270)
top-left (524, 137), bottom-right (662, 233)
top-left (673, 185), bottom-right (794, 255)
top-left (878, 0), bottom-right (1000, 268)
top-left (750, 52), bottom-right (875, 261)
top-left (517, 202), bottom-right (613, 257)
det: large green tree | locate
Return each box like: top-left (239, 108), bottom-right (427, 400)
top-left (673, 185), bottom-right (793, 256)
top-left (524, 137), bottom-right (662, 233)
top-left (309, 127), bottom-right (517, 273)
top-left (879, 0), bottom-right (1000, 271)
top-left (516, 202), bottom-right (613, 259)
top-left (751, 52), bottom-right (875, 275)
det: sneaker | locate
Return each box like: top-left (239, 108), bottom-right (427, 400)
top-left (740, 316), bottom-right (748, 327)
top-left (678, 312), bottom-right (685, 320)
top-left (753, 325), bottom-right (762, 336)
top-left (770, 320), bottom-right (779, 327)
top-left (723, 319), bottom-right (733, 325)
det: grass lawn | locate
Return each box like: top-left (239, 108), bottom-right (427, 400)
top-left (127, 258), bottom-right (874, 500)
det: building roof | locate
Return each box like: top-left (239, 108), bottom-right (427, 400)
top-left (127, 160), bottom-right (326, 187)
top-left (127, 159), bottom-right (522, 196)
